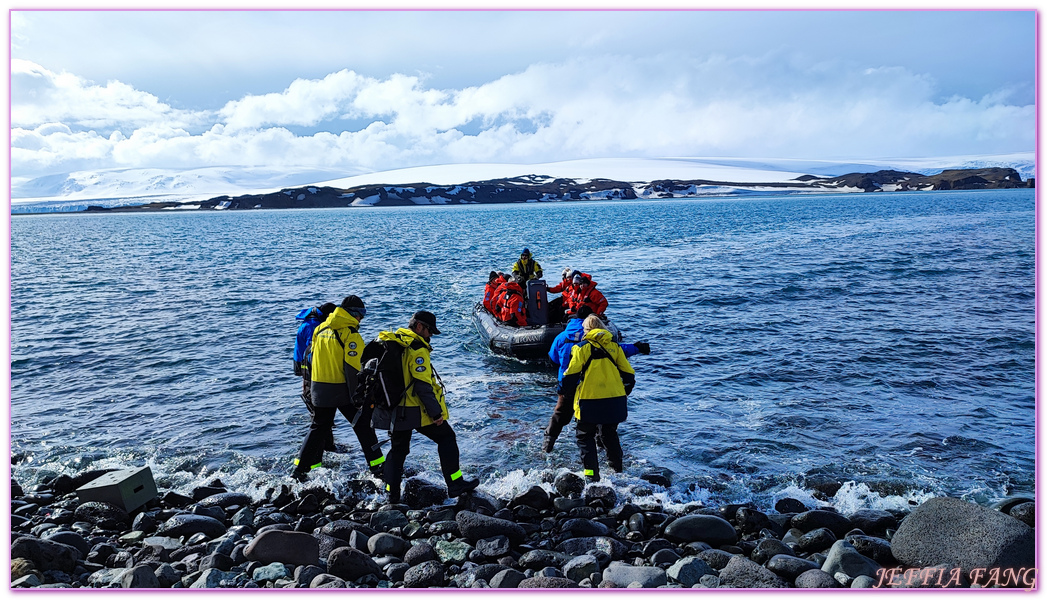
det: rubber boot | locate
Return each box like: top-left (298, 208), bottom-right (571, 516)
top-left (447, 477), bottom-right (480, 498)
top-left (385, 483), bottom-right (400, 505)
top-left (543, 421), bottom-right (563, 453)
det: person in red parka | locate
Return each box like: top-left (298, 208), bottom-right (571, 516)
top-left (569, 272), bottom-right (608, 317)
top-left (499, 275), bottom-right (528, 326)
top-left (483, 271), bottom-right (506, 313)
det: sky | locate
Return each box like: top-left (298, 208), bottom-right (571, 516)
top-left (8, 9), bottom-right (1037, 182)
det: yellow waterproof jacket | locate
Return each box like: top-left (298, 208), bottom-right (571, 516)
top-left (370, 328), bottom-right (449, 431)
top-left (561, 329), bottom-right (635, 423)
top-left (309, 307), bottom-right (364, 408)
top-left (512, 257), bottom-right (543, 281)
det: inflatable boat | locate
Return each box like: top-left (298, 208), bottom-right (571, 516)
top-left (471, 301), bottom-right (622, 361)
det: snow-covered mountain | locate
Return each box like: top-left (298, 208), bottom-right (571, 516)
top-left (10, 153), bottom-right (1034, 214)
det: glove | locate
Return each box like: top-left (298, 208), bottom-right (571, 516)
top-left (635, 341), bottom-right (651, 355)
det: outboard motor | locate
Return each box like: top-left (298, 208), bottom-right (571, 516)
top-left (526, 279), bottom-right (549, 326)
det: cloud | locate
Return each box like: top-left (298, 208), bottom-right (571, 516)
top-left (11, 59), bottom-right (205, 133)
top-left (11, 52), bottom-right (1035, 180)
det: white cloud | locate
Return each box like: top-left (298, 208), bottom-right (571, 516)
top-left (10, 52), bottom-right (1034, 180)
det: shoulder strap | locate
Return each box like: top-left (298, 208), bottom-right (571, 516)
top-left (578, 340), bottom-right (626, 381)
top-left (316, 325), bottom-right (355, 350)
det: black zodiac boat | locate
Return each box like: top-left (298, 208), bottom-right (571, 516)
top-left (472, 278), bottom-right (622, 360)
top-left (471, 302), bottom-right (622, 360)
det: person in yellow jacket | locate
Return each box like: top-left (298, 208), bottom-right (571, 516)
top-left (511, 247), bottom-right (543, 282)
top-left (559, 315), bottom-right (636, 482)
top-left (292, 295), bottom-right (385, 481)
top-left (371, 310), bottom-right (479, 504)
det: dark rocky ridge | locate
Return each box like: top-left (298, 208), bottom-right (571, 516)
top-left (9, 469), bottom-right (1036, 589)
top-left (82, 168), bottom-right (1032, 213)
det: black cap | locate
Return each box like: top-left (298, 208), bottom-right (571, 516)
top-left (319, 302), bottom-right (337, 317)
top-left (341, 295), bottom-right (365, 311)
top-left (577, 305), bottom-right (594, 320)
top-left (412, 310), bottom-right (441, 335)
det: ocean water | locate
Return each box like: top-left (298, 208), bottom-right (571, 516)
top-left (10, 189), bottom-right (1035, 512)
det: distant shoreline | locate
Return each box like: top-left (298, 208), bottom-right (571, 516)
top-left (11, 167), bottom-right (1033, 215)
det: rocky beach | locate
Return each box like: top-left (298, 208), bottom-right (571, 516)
top-left (10, 467), bottom-right (1037, 590)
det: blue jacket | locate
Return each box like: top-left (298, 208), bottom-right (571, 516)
top-left (293, 307), bottom-right (325, 374)
top-left (549, 318), bottom-right (638, 382)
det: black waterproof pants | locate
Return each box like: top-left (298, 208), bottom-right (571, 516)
top-left (383, 422), bottom-right (461, 494)
top-left (576, 421), bottom-right (623, 479)
top-left (295, 403), bottom-right (382, 473)
top-left (300, 378), bottom-right (335, 451)
top-left (545, 394), bottom-right (574, 441)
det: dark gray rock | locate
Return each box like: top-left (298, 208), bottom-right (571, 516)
top-left (154, 563), bottom-right (180, 587)
top-left (554, 472), bottom-right (584, 498)
top-left (512, 486), bottom-right (552, 510)
top-left (665, 556), bottom-right (714, 586)
top-left (385, 562), bottom-right (410, 583)
top-left (848, 509), bottom-right (898, 537)
top-left (320, 519), bottom-right (374, 541)
top-left (190, 504), bottom-right (227, 522)
top-left (294, 564), bottom-right (325, 586)
top-left (1010, 502), bottom-right (1035, 528)
top-left (243, 530), bottom-right (320, 566)
top-left (602, 561), bottom-right (667, 588)
top-left (157, 514), bottom-right (225, 539)
top-left (327, 547), bottom-right (380, 581)
top-left (456, 510), bottom-right (526, 544)
top-left (367, 532), bottom-right (408, 557)
top-left (315, 533), bottom-right (348, 558)
top-left (697, 549), bottom-right (736, 570)
top-left (198, 553), bottom-right (235, 572)
top-left (519, 549), bottom-right (571, 570)
top-left (796, 568), bottom-right (840, 588)
top-left (403, 560), bottom-right (445, 587)
top-left (554, 497), bottom-right (585, 512)
top-left (797, 527), bottom-right (837, 553)
top-left (649, 548), bottom-right (681, 566)
top-left (765, 554), bottom-right (821, 582)
top-left (561, 518), bottom-right (611, 537)
top-left (821, 540), bottom-right (881, 580)
top-left (196, 492), bottom-right (252, 509)
top-left (347, 530), bottom-right (370, 553)
top-left (583, 484), bottom-right (617, 508)
top-left (736, 508), bottom-right (772, 534)
top-left (476, 535), bottom-right (511, 558)
top-left (519, 576), bottom-right (580, 588)
top-left (640, 467), bottom-right (673, 488)
top-left (403, 478), bottom-right (447, 509)
top-left (563, 554), bottom-right (600, 582)
top-left (775, 498), bottom-right (809, 513)
top-left (40, 530), bottom-right (89, 557)
top-left (73, 502), bottom-right (131, 531)
top-left (846, 534), bottom-right (894, 564)
top-left (404, 542), bottom-right (438, 566)
top-left (717, 555), bottom-right (788, 588)
top-left (490, 568), bottom-right (527, 588)
top-left (751, 538), bottom-right (793, 564)
top-left (664, 514), bottom-right (738, 546)
top-left (11, 537), bottom-right (80, 572)
top-left (791, 510), bottom-right (853, 537)
top-left (891, 497), bottom-right (1034, 577)
top-left (309, 574), bottom-right (347, 588)
top-left (555, 536), bottom-right (628, 560)
top-left (991, 497), bottom-right (1035, 515)
top-left (370, 510), bottom-right (408, 532)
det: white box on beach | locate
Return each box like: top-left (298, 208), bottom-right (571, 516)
top-left (76, 466), bottom-right (158, 513)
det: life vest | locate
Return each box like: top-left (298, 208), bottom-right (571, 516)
top-left (512, 257), bottom-right (543, 281)
top-left (573, 282), bottom-right (608, 316)
top-left (499, 281), bottom-right (527, 326)
top-left (484, 276), bottom-right (507, 312)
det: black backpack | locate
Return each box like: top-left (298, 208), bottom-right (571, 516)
top-left (355, 336), bottom-right (425, 410)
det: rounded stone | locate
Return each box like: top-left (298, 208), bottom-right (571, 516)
top-left (403, 560), bottom-right (445, 588)
top-left (601, 562), bottom-right (668, 588)
top-left (455, 510), bottom-right (526, 545)
top-left (243, 530), bottom-right (320, 566)
top-left (368, 532), bottom-right (408, 557)
top-left (156, 514), bottom-right (226, 539)
top-left (796, 568), bottom-right (841, 588)
top-left (554, 472), bottom-right (584, 498)
top-left (664, 514), bottom-right (738, 546)
top-left (73, 502), bottom-right (131, 531)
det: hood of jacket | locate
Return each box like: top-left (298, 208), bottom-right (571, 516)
top-left (322, 306), bottom-right (361, 332)
top-left (564, 317), bottom-right (586, 342)
top-left (379, 327), bottom-right (431, 351)
top-left (582, 328), bottom-right (615, 346)
top-left (296, 307), bottom-right (322, 322)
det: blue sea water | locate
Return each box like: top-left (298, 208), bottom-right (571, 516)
top-left (9, 189), bottom-right (1035, 512)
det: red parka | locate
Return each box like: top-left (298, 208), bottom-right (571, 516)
top-left (568, 277), bottom-right (608, 316)
top-left (499, 281), bottom-right (528, 326)
top-left (484, 275), bottom-right (507, 312)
